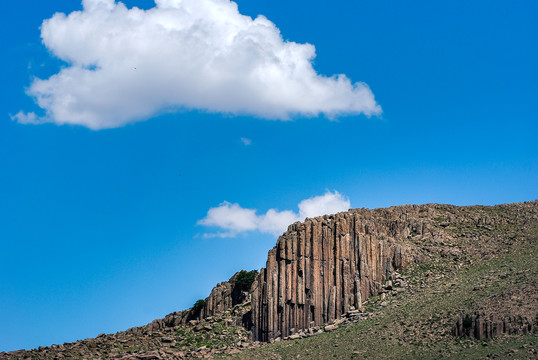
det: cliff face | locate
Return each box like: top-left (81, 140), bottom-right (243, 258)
top-left (127, 271), bottom-right (255, 335)
top-left (197, 271), bottom-right (254, 327)
top-left (153, 206), bottom-right (426, 342)
top-left (114, 201), bottom-right (538, 344)
top-left (121, 205), bottom-right (426, 342)
top-left (251, 207), bottom-right (424, 341)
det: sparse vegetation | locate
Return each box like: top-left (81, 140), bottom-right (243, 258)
top-left (4, 202), bottom-right (536, 360)
top-left (175, 315), bottom-right (250, 350)
top-left (227, 202), bottom-right (538, 360)
top-left (235, 270), bottom-right (258, 291)
top-left (229, 248), bottom-right (537, 359)
top-left (193, 299), bottom-right (206, 309)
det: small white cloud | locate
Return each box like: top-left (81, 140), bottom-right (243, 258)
top-left (198, 190), bottom-right (350, 237)
top-left (257, 209), bottom-right (299, 235)
top-left (197, 201), bottom-right (258, 233)
top-left (298, 190), bottom-right (350, 219)
top-left (240, 137), bottom-right (252, 146)
top-left (16, 0), bottom-right (381, 129)
top-left (201, 231), bottom-right (239, 239)
top-left (10, 111), bottom-right (45, 125)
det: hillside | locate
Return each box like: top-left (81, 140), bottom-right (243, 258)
top-left (2, 201), bottom-right (537, 359)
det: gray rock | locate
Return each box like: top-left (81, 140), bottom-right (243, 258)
top-left (324, 324), bottom-right (339, 332)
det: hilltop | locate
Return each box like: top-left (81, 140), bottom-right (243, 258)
top-left (2, 201), bottom-right (537, 359)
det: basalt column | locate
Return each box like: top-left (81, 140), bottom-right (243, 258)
top-left (252, 210), bottom-right (416, 341)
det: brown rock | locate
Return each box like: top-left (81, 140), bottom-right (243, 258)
top-left (324, 324), bottom-right (338, 332)
top-left (136, 351), bottom-right (162, 360)
top-left (252, 208), bottom-right (420, 341)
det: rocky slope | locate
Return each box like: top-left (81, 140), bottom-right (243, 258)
top-left (249, 201), bottom-right (538, 342)
top-left (233, 200), bottom-right (538, 359)
top-left (1, 271), bottom-right (258, 360)
top-left (1, 201), bottom-right (537, 359)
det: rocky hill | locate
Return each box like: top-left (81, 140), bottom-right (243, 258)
top-left (1, 201), bottom-right (537, 359)
top-left (251, 206), bottom-right (420, 341)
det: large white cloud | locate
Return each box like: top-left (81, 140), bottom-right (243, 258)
top-left (13, 0), bottom-right (381, 129)
top-left (198, 190), bottom-right (350, 237)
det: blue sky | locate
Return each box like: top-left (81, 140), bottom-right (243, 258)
top-left (1, 0), bottom-right (536, 352)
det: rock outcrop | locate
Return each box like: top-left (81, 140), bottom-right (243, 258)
top-left (134, 270), bottom-right (256, 333)
top-left (198, 271), bottom-right (254, 321)
top-left (2, 201), bottom-right (536, 359)
top-left (251, 207), bottom-right (424, 341)
top-left (0, 272), bottom-right (256, 360)
top-left (452, 311), bottom-right (537, 339)
top-left (452, 271), bottom-right (538, 339)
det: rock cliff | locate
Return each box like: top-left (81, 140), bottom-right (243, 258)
top-left (198, 271), bottom-right (255, 320)
top-left (138, 270), bottom-right (256, 333)
top-left (251, 206), bottom-right (427, 341)
top-left (2, 201), bottom-right (537, 359)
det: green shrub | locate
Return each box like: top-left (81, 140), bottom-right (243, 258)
top-left (193, 299), bottom-right (205, 309)
top-left (235, 270), bottom-right (258, 290)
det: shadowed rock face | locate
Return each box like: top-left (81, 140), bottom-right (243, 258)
top-left (452, 274), bottom-right (538, 339)
top-left (130, 271), bottom-right (255, 334)
top-left (197, 271), bottom-right (254, 327)
top-left (453, 311), bottom-right (538, 339)
top-left (251, 207), bottom-right (423, 341)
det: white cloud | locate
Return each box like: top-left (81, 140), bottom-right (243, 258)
top-left (298, 191), bottom-right (351, 219)
top-left (16, 0), bottom-right (381, 129)
top-left (10, 111), bottom-right (41, 125)
top-left (197, 201), bottom-right (258, 237)
top-left (257, 209), bottom-right (298, 235)
top-left (240, 137), bottom-right (252, 146)
top-left (198, 190), bottom-right (350, 237)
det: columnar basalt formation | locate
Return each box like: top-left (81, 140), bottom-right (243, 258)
top-left (198, 271), bottom-right (252, 321)
top-left (3, 201), bottom-right (536, 359)
top-left (452, 312), bottom-right (538, 339)
top-left (199, 280), bottom-right (235, 319)
top-left (251, 208), bottom-right (423, 341)
top-left (452, 274), bottom-right (538, 339)
top-left (132, 271), bottom-right (253, 333)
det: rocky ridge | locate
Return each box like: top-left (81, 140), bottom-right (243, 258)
top-left (251, 206), bottom-right (424, 341)
top-left (0, 272), bottom-right (257, 360)
top-left (2, 201), bottom-right (537, 359)
top-left (231, 201), bottom-right (538, 360)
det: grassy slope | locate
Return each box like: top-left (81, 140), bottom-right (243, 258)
top-left (225, 204), bottom-right (538, 360)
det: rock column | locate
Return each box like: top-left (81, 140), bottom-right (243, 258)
top-left (252, 209), bottom-right (416, 341)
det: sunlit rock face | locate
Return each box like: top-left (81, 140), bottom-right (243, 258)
top-left (251, 207), bottom-right (422, 341)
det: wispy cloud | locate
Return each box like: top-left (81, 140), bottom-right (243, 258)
top-left (10, 111), bottom-right (41, 125)
top-left (16, 0), bottom-right (381, 129)
top-left (240, 137), bottom-right (252, 146)
top-left (198, 190), bottom-right (350, 237)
